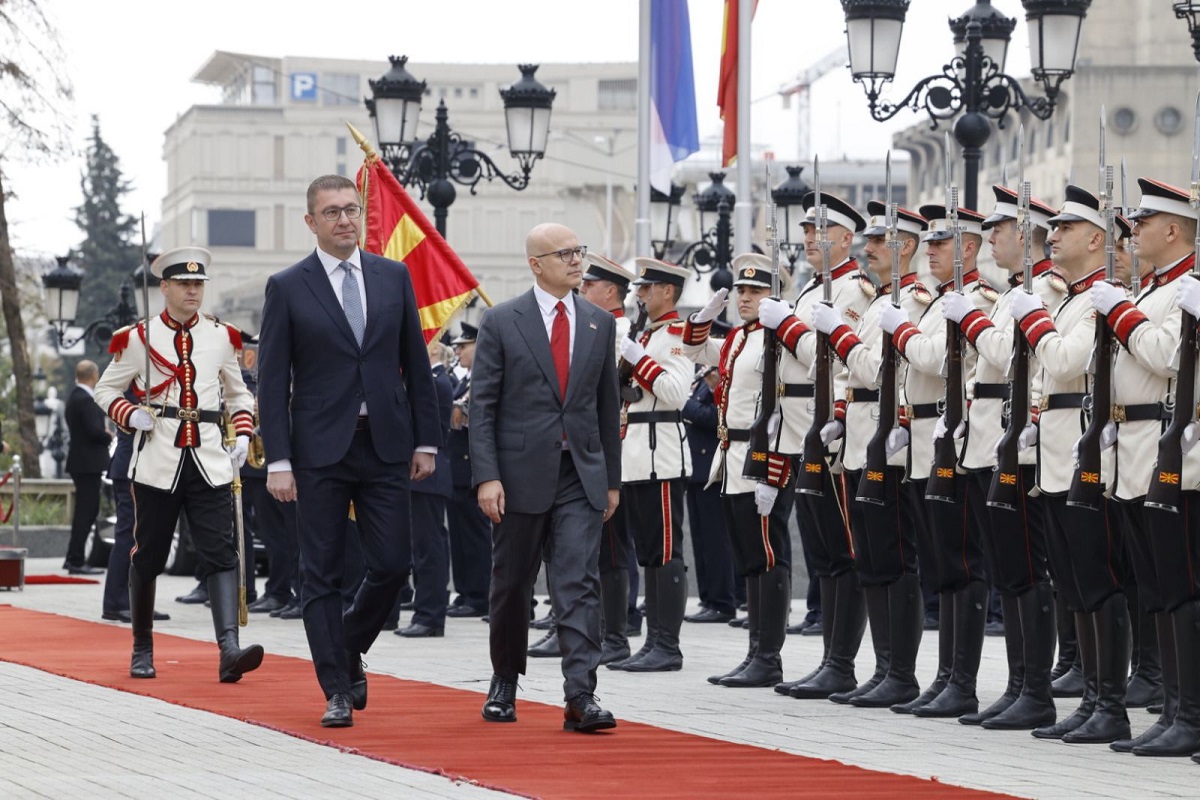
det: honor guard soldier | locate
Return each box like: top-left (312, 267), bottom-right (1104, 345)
top-left (93, 247), bottom-right (264, 683)
top-left (1009, 185), bottom-right (1131, 744)
top-left (580, 252), bottom-right (639, 664)
top-left (940, 185), bottom-right (1064, 730)
top-left (682, 256), bottom-right (796, 688)
top-left (878, 203), bottom-right (996, 718)
top-left (607, 258), bottom-right (694, 673)
top-left (759, 192), bottom-right (873, 701)
top-left (1095, 178), bottom-right (1200, 756)
top-left (808, 202), bottom-right (932, 708)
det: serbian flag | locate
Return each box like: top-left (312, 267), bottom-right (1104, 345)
top-left (354, 145), bottom-right (482, 344)
top-left (717, 0), bottom-right (757, 168)
top-left (649, 0), bottom-right (699, 194)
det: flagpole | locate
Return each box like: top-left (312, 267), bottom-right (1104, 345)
top-left (733, 0), bottom-right (752, 256)
top-left (635, 0), bottom-right (653, 260)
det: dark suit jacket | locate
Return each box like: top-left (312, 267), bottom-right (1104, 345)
top-left (469, 289), bottom-right (621, 514)
top-left (65, 386), bottom-right (111, 475)
top-left (412, 363), bottom-right (453, 499)
top-left (683, 378), bottom-right (719, 486)
top-left (449, 372), bottom-right (473, 489)
top-left (257, 250), bottom-right (441, 469)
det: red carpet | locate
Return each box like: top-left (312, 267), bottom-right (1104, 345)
top-left (0, 605), bottom-right (1017, 799)
top-left (23, 575), bottom-right (102, 585)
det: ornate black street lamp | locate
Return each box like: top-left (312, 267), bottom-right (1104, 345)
top-left (679, 172), bottom-right (736, 295)
top-left (650, 183), bottom-right (685, 260)
top-left (41, 255), bottom-right (140, 350)
top-left (1174, 2), bottom-right (1200, 61)
top-left (366, 56), bottom-right (556, 237)
top-left (841, 0), bottom-right (1090, 209)
top-left (771, 166), bottom-right (813, 276)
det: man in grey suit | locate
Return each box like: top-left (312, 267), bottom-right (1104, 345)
top-left (471, 222), bottom-right (622, 733)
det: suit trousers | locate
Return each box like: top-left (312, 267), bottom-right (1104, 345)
top-left (847, 466), bottom-right (921, 587)
top-left (489, 451), bottom-right (603, 701)
top-left (411, 492), bottom-right (450, 627)
top-left (295, 428), bottom-right (412, 699)
top-left (102, 478), bottom-right (134, 614)
top-left (794, 469), bottom-right (855, 578)
top-left (687, 482), bottom-right (737, 615)
top-left (130, 454), bottom-right (237, 578)
top-left (448, 485), bottom-right (492, 608)
top-left (967, 468), bottom-right (1049, 596)
top-left (66, 473), bottom-right (102, 567)
top-left (1042, 495), bottom-right (1126, 613)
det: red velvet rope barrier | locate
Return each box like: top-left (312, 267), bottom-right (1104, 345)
top-left (0, 470), bottom-right (13, 523)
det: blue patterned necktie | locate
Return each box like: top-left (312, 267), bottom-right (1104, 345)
top-left (339, 261), bottom-right (365, 347)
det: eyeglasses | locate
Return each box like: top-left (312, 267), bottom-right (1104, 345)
top-left (533, 245), bottom-right (587, 263)
top-left (320, 205), bottom-right (363, 222)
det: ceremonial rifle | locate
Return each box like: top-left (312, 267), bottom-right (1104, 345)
top-left (744, 164), bottom-right (782, 482)
top-left (857, 151), bottom-right (899, 505)
top-left (795, 156), bottom-right (834, 495)
top-left (619, 301), bottom-right (650, 404)
top-left (1067, 107), bottom-right (1116, 510)
top-left (1144, 91), bottom-right (1200, 513)
top-left (927, 134), bottom-right (965, 502)
top-left (988, 125), bottom-right (1031, 509)
top-left (138, 214), bottom-right (155, 440)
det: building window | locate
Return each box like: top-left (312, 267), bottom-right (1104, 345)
top-left (1156, 106), bottom-right (1184, 136)
top-left (336, 136), bottom-right (347, 156)
top-left (322, 72), bottom-right (359, 106)
top-left (208, 209), bottom-right (255, 247)
top-left (252, 66), bottom-right (277, 105)
top-left (1112, 107), bottom-right (1137, 135)
top-left (599, 78), bottom-right (637, 111)
top-left (469, 87), bottom-right (479, 99)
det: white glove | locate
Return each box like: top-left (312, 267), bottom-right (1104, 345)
top-left (693, 288), bottom-right (729, 324)
top-left (231, 435), bottom-right (250, 468)
top-left (1177, 274), bottom-right (1200, 318)
top-left (878, 303), bottom-right (908, 334)
top-left (940, 291), bottom-right (974, 324)
top-left (757, 297), bottom-right (793, 330)
top-left (619, 337), bottom-right (647, 364)
top-left (1010, 289), bottom-right (1043, 320)
top-left (1100, 420), bottom-right (1117, 451)
top-left (129, 409), bottom-right (155, 431)
top-left (766, 409), bottom-right (782, 438)
top-left (811, 302), bottom-right (844, 335)
top-left (885, 427), bottom-right (909, 457)
top-left (933, 414), bottom-right (966, 441)
top-left (1183, 421), bottom-right (1200, 455)
top-left (754, 483), bottom-right (779, 517)
top-left (820, 420), bottom-right (844, 446)
top-left (1090, 281), bottom-right (1125, 315)
top-left (1018, 424), bottom-right (1038, 451)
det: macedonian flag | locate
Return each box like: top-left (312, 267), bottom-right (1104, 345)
top-left (348, 123), bottom-right (489, 343)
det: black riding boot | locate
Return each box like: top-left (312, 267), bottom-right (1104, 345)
top-left (724, 568), bottom-right (788, 687)
top-left (853, 574), bottom-right (922, 708)
top-left (1114, 611), bottom-right (1177, 752)
top-left (984, 582), bottom-right (1057, 730)
top-left (609, 565), bottom-right (658, 670)
top-left (711, 574), bottom-right (760, 685)
top-left (599, 569), bottom-right (631, 665)
top-left (129, 564), bottom-right (156, 679)
top-left (962, 592), bottom-right (1023, 725)
top-left (915, 581), bottom-right (986, 718)
top-left (776, 574), bottom-right (833, 694)
top-left (893, 589), bottom-right (953, 713)
top-left (790, 571), bottom-right (864, 698)
top-left (1125, 590), bottom-right (1163, 709)
top-left (831, 584), bottom-right (889, 704)
top-left (1063, 593), bottom-right (1131, 744)
top-left (207, 570), bottom-right (264, 683)
top-left (1051, 594), bottom-right (1085, 697)
top-left (626, 560), bottom-right (686, 672)
top-left (1133, 600), bottom-right (1200, 756)
top-left (1034, 609), bottom-right (1098, 739)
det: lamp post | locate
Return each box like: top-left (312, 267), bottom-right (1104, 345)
top-left (1174, 2), bottom-right (1200, 61)
top-left (366, 56), bottom-right (556, 237)
top-left (841, 0), bottom-right (1091, 210)
top-left (771, 166), bottom-right (813, 278)
top-left (649, 183), bottom-right (685, 260)
top-left (41, 255), bottom-right (140, 351)
top-left (678, 172), bottom-right (736, 296)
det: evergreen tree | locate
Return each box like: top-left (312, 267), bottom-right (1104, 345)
top-left (73, 115), bottom-right (139, 342)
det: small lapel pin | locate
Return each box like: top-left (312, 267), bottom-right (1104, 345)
top-left (589, 322), bottom-right (597, 330)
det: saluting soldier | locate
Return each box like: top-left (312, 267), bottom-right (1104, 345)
top-left (93, 247), bottom-right (264, 684)
top-left (607, 258), bottom-right (694, 673)
top-left (808, 202), bottom-right (931, 708)
top-left (1092, 178), bottom-right (1200, 756)
top-left (878, 203), bottom-right (996, 718)
top-left (682, 256), bottom-right (796, 688)
top-left (940, 185), bottom-right (1065, 729)
top-left (757, 192), bottom-right (874, 701)
top-left (1008, 185), bottom-right (1131, 744)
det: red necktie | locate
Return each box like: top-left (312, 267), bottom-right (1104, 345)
top-left (551, 300), bottom-right (570, 400)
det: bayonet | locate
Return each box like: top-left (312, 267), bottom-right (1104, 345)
top-left (138, 214), bottom-right (154, 441)
top-left (815, 154), bottom-right (832, 303)
top-left (1101, 107), bottom-right (1116, 284)
top-left (1123, 157), bottom-right (1140, 295)
top-left (886, 150), bottom-right (900, 309)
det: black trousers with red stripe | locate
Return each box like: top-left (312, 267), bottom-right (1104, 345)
top-left (1118, 500), bottom-right (1161, 613)
top-left (923, 474), bottom-right (988, 593)
top-left (598, 486), bottom-right (631, 574)
top-left (625, 479), bottom-right (686, 567)
top-left (846, 466), bottom-right (922, 587)
top-left (967, 468), bottom-right (1049, 596)
top-left (1143, 490), bottom-right (1200, 612)
top-left (131, 454), bottom-right (237, 579)
top-left (908, 478), bottom-right (943, 594)
top-left (722, 484), bottom-right (794, 578)
top-left (794, 469), bottom-right (855, 579)
top-left (1042, 495), bottom-right (1127, 613)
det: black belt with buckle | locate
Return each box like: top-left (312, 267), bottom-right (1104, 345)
top-left (150, 405), bottom-right (223, 424)
top-left (904, 403), bottom-right (939, 419)
top-left (782, 383), bottom-right (814, 398)
top-left (846, 388), bottom-right (879, 403)
top-left (1112, 403), bottom-right (1166, 423)
top-left (973, 383), bottom-right (1010, 400)
top-left (717, 426), bottom-right (751, 443)
top-left (626, 411), bottom-right (683, 425)
top-left (1039, 393), bottom-right (1087, 411)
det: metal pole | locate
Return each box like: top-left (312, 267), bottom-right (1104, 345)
top-left (605, 135), bottom-right (614, 257)
top-left (733, 0), bottom-right (753, 256)
top-left (635, 0), bottom-right (653, 258)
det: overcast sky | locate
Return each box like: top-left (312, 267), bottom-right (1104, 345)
top-left (6, 0), bottom-right (1038, 260)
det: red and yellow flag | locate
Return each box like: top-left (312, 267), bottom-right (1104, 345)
top-left (350, 125), bottom-right (485, 343)
top-left (717, 0), bottom-right (758, 168)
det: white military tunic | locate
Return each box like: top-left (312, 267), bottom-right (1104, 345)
top-left (621, 313), bottom-right (693, 483)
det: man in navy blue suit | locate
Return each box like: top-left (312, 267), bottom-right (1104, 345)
top-left (258, 174), bottom-right (441, 728)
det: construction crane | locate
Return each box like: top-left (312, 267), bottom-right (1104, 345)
top-left (778, 48), bottom-right (849, 164)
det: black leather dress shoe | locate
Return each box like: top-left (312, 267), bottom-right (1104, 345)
top-left (247, 595), bottom-right (289, 614)
top-left (274, 602), bottom-right (303, 619)
top-left (66, 564), bottom-right (104, 575)
top-left (395, 622), bottom-right (444, 638)
top-left (446, 604), bottom-right (486, 618)
top-left (104, 610), bottom-right (170, 622)
top-left (345, 650), bottom-right (367, 711)
top-left (563, 693), bottom-right (617, 733)
top-left (528, 630), bottom-right (560, 657)
top-left (321, 694), bottom-right (353, 727)
top-left (684, 608), bottom-right (734, 624)
top-left (175, 584), bottom-right (208, 604)
top-left (482, 675), bottom-right (518, 722)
